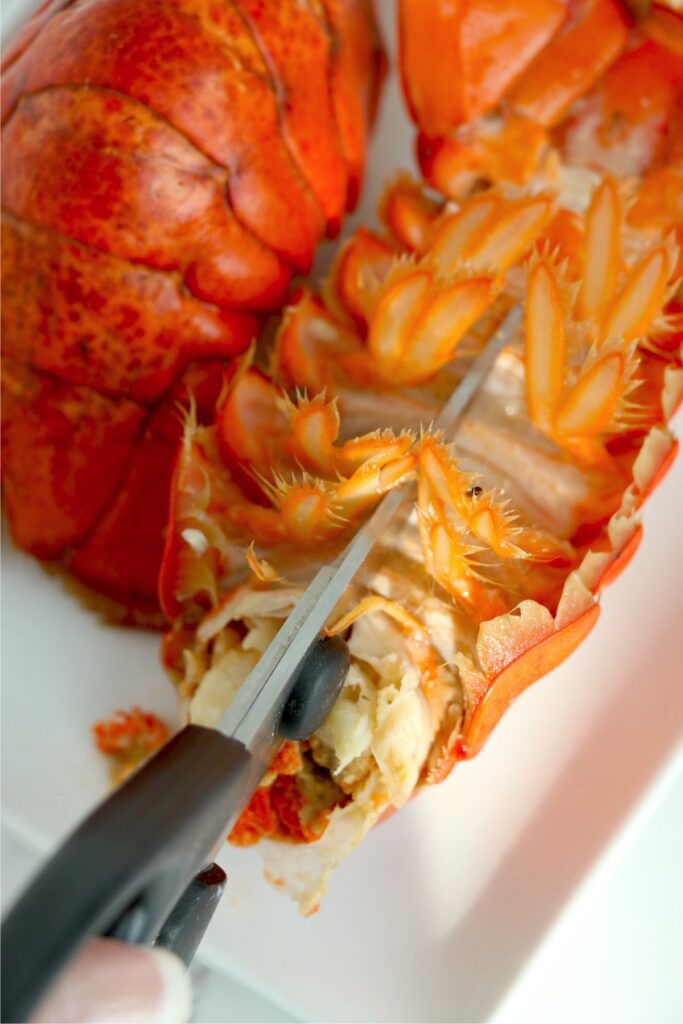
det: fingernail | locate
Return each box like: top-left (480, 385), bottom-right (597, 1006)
top-left (30, 938), bottom-right (193, 1024)
top-left (149, 947), bottom-right (193, 1024)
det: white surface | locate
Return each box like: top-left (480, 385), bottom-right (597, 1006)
top-left (495, 771), bottom-right (683, 1024)
top-left (2, 1), bottom-right (683, 1021)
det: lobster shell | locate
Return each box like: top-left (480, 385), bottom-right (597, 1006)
top-left (1, 0), bottom-right (384, 617)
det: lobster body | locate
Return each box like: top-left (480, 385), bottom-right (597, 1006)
top-left (1, 0), bottom-right (383, 615)
top-left (399, 0), bottom-right (683, 214)
top-left (5, 0), bottom-right (681, 911)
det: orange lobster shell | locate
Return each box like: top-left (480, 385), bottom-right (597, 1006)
top-left (1, 0), bottom-right (384, 617)
top-left (398, 0), bottom-right (683, 300)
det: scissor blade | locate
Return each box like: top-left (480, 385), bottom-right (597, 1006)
top-left (216, 306), bottom-right (522, 758)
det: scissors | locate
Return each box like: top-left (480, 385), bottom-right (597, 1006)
top-left (1, 306), bottom-right (522, 1023)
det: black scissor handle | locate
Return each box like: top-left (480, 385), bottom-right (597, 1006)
top-left (1, 635), bottom-right (352, 1021)
top-left (0, 725), bottom-right (264, 1023)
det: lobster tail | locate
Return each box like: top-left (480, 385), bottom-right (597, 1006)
top-left (1, 0), bottom-right (384, 615)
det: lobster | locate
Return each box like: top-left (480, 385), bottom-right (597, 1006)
top-left (1, 0), bottom-right (384, 618)
top-left (157, 168), bottom-right (681, 911)
top-left (148, 0), bottom-right (683, 911)
top-left (4, 0), bottom-right (683, 910)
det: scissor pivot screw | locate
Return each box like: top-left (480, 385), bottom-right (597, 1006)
top-left (279, 635), bottom-right (350, 741)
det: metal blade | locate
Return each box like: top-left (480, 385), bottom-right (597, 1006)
top-left (216, 305), bottom-right (522, 759)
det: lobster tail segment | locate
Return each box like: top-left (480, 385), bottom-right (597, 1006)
top-left (1, 0), bottom-right (384, 616)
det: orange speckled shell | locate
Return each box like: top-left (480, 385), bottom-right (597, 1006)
top-left (1, 0), bottom-right (384, 613)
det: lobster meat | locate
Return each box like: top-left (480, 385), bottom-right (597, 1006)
top-left (1, 0), bottom-right (384, 616)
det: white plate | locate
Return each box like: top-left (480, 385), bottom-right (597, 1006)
top-left (2, 4), bottom-right (683, 1021)
top-left (3, 442), bottom-right (683, 1023)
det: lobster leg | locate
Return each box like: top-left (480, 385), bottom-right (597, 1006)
top-left (524, 256), bottom-right (567, 437)
top-left (576, 178), bottom-right (622, 323)
top-left (368, 268), bottom-right (498, 385)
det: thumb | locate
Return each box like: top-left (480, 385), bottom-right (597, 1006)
top-left (30, 938), bottom-right (192, 1024)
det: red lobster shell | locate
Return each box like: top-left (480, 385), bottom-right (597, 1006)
top-left (0, 0), bottom-right (384, 618)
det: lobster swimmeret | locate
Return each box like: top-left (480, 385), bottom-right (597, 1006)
top-left (4, 1), bottom-right (683, 911)
top-left (1, 0), bottom-right (384, 617)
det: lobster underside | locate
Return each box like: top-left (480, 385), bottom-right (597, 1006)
top-left (155, 161), bottom-right (682, 912)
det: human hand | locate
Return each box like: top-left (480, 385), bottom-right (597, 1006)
top-left (30, 938), bottom-right (192, 1023)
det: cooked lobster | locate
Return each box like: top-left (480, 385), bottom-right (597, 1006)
top-left (157, 166), bottom-right (681, 911)
top-left (1, 0), bottom-right (384, 617)
top-left (4, 0), bottom-right (682, 912)
top-left (149, 1), bottom-right (682, 911)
